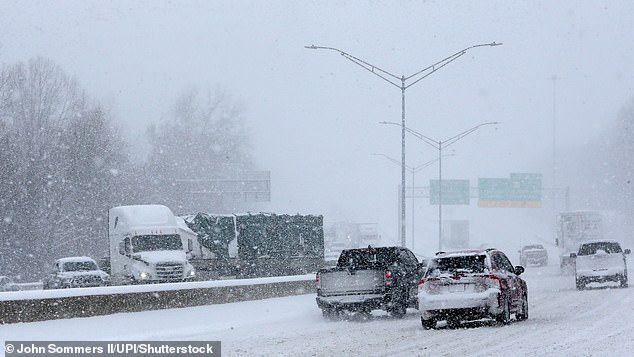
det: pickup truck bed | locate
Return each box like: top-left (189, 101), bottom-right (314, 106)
top-left (316, 246), bottom-right (423, 318)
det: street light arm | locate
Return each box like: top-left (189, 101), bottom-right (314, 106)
top-left (371, 153), bottom-right (407, 169)
top-left (404, 42), bottom-right (502, 89)
top-left (404, 127), bottom-right (440, 150)
top-left (413, 153), bottom-right (455, 172)
top-left (374, 152), bottom-right (447, 173)
top-left (442, 121), bottom-right (499, 148)
top-left (379, 121), bottom-right (440, 149)
top-left (305, 45), bottom-right (402, 89)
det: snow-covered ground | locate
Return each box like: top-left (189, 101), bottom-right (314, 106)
top-left (2, 264), bottom-right (633, 356)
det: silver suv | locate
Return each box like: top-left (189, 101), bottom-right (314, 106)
top-left (43, 256), bottom-right (110, 289)
top-left (418, 248), bottom-right (528, 329)
top-left (571, 240), bottom-right (630, 290)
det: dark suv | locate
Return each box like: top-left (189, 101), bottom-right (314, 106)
top-left (418, 248), bottom-right (528, 329)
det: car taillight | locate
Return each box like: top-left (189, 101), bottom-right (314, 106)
top-left (315, 273), bottom-right (321, 289)
top-left (423, 277), bottom-right (441, 294)
top-left (483, 274), bottom-right (502, 290)
top-left (418, 278), bottom-right (425, 285)
top-left (385, 270), bottom-right (393, 286)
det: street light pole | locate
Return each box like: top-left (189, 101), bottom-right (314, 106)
top-left (371, 153), bottom-right (448, 250)
top-left (306, 42), bottom-right (502, 247)
top-left (381, 121), bottom-right (499, 251)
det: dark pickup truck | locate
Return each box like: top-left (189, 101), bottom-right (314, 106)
top-left (315, 246), bottom-right (424, 318)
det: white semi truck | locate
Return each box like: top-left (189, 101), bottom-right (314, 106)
top-left (555, 211), bottom-right (603, 270)
top-left (108, 204), bottom-right (196, 284)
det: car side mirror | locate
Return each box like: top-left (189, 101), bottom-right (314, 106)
top-left (570, 252), bottom-right (577, 259)
top-left (625, 249), bottom-right (631, 255)
top-left (514, 266), bottom-right (525, 275)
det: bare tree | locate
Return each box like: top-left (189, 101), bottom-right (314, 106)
top-left (0, 57), bottom-right (130, 278)
top-left (143, 86), bottom-right (255, 213)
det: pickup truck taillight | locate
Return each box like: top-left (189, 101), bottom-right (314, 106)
top-left (384, 270), bottom-right (393, 286)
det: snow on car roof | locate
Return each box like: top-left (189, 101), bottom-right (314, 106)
top-left (435, 249), bottom-right (491, 258)
top-left (56, 256), bottom-right (97, 263)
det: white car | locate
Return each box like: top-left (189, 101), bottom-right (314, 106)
top-left (43, 256), bottom-right (110, 289)
top-left (0, 275), bottom-right (20, 292)
top-left (418, 249), bottom-right (528, 329)
top-left (518, 244), bottom-right (548, 266)
top-left (571, 240), bottom-right (630, 290)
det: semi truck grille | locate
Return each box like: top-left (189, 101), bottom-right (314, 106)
top-left (156, 263), bottom-right (184, 280)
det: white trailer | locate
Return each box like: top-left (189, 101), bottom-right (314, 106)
top-left (108, 204), bottom-right (196, 284)
top-left (555, 211), bottom-right (603, 270)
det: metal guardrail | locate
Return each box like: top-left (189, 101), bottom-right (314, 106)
top-left (0, 278), bottom-right (315, 324)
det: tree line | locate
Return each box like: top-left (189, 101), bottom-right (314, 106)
top-left (0, 57), bottom-right (255, 279)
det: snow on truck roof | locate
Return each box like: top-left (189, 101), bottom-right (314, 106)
top-left (579, 239), bottom-right (621, 245)
top-left (110, 205), bottom-right (177, 227)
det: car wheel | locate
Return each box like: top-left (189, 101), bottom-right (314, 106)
top-left (421, 316), bottom-right (436, 330)
top-left (576, 277), bottom-right (586, 290)
top-left (322, 308), bottom-right (339, 320)
top-left (516, 293), bottom-right (529, 321)
top-left (496, 297), bottom-right (511, 325)
top-left (389, 301), bottom-right (407, 318)
top-left (619, 274), bottom-right (628, 288)
top-left (389, 289), bottom-right (407, 318)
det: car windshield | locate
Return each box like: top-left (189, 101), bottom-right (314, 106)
top-left (578, 242), bottom-right (622, 255)
top-left (63, 261), bottom-right (98, 272)
top-left (427, 254), bottom-right (487, 276)
top-left (524, 245), bottom-right (544, 250)
top-left (131, 234), bottom-right (183, 253)
top-left (337, 248), bottom-right (397, 268)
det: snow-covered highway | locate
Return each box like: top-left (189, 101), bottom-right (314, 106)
top-left (2, 264), bottom-right (633, 357)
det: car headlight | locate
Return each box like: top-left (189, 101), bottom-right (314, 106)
top-left (139, 272), bottom-right (150, 280)
top-left (189, 270), bottom-right (196, 277)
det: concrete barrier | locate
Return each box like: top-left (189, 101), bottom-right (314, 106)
top-left (0, 279), bottom-right (315, 324)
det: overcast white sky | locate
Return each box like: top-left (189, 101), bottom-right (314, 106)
top-left (2, 1), bottom-right (633, 254)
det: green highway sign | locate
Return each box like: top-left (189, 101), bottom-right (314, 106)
top-left (478, 173), bottom-right (542, 208)
top-left (430, 179), bottom-right (470, 205)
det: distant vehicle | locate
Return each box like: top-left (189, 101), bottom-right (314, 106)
top-left (324, 242), bottom-right (347, 262)
top-left (418, 248), bottom-right (528, 329)
top-left (108, 205), bottom-right (196, 284)
top-left (42, 256), bottom-right (110, 289)
top-left (315, 246), bottom-right (424, 318)
top-left (555, 211), bottom-right (603, 270)
top-left (570, 240), bottom-right (630, 290)
top-left (519, 244), bottom-right (548, 266)
top-left (0, 276), bottom-right (20, 292)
